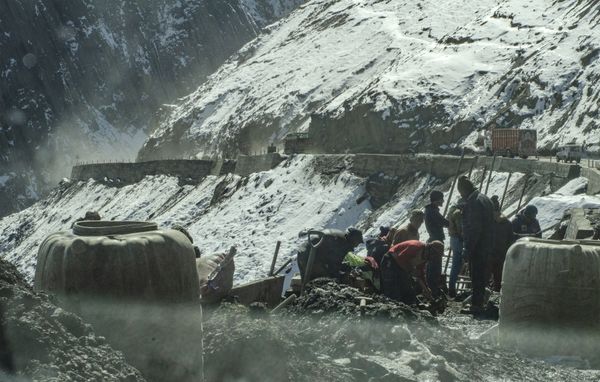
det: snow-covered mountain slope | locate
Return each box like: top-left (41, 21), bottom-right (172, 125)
top-left (1, 154), bottom-right (596, 285)
top-left (0, 0), bottom-right (305, 217)
top-left (138, 0), bottom-right (600, 160)
top-left (0, 156), bottom-right (369, 283)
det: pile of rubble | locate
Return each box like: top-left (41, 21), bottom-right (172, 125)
top-left (0, 258), bottom-right (144, 381)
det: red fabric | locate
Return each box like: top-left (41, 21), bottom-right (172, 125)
top-left (388, 240), bottom-right (427, 281)
top-left (364, 256), bottom-right (379, 270)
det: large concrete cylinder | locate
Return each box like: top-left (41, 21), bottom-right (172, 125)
top-left (499, 237), bottom-right (600, 356)
top-left (34, 221), bottom-right (204, 382)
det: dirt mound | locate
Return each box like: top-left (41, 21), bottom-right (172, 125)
top-left (203, 280), bottom-right (600, 382)
top-left (288, 278), bottom-right (435, 321)
top-left (0, 258), bottom-right (144, 381)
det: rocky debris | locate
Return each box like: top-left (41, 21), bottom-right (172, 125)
top-left (0, 258), bottom-right (145, 381)
top-left (203, 280), bottom-right (600, 382)
top-left (288, 278), bottom-right (435, 322)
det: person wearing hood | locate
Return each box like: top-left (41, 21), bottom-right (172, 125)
top-left (457, 176), bottom-right (494, 315)
top-left (447, 199), bottom-right (465, 298)
top-left (512, 205), bottom-right (542, 238)
top-left (365, 226), bottom-right (391, 265)
top-left (297, 227), bottom-right (364, 282)
top-left (424, 190), bottom-right (449, 298)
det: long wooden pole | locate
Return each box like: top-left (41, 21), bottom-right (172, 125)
top-left (516, 175), bottom-right (531, 213)
top-left (500, 172), bottom-right (513, 210)
top-left (443, 151), bottom-right (465, 217)
top-left (468, 156), bottom-right (478, 179)
top-left (479, 166), bottom-right (488, 191)
top-left (268, 241), bottom-right (282, 276)
top-left (484, 155), bottom-right (497, 195)
top-left (273, 258), bottom-right (292, 277)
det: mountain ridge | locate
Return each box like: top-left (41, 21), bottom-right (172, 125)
top-left (138, 0), bottom-right (599, 160)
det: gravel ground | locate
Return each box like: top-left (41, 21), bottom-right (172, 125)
top-left (203, 279), bottom-right (600, 382)
top-left (0, 258), bottom-right (145, 382)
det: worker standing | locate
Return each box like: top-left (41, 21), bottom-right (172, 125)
top-left (457, 176), bottom-right (494, 315)
top-left (424, 191), bottom-right (449, 298)
top-left (447, 200), bottom-right (465, 298)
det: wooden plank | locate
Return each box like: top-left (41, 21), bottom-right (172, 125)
top-left (229, 276), bottom-right (285, 307)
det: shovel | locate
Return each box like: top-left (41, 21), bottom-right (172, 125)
top-left (300, 230), bottom-right (325, 296)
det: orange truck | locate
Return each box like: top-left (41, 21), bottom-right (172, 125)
top-left (484, 129), bottom-right (537, 158)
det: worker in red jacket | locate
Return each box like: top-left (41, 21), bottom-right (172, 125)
top-left (380, 240), bottom-right (444, 305)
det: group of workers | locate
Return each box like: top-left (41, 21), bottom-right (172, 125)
top-left (297, 175), bottom-right (542, 316)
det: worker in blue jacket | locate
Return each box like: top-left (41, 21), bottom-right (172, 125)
top-left (512, 205), bottom-right (542, 238)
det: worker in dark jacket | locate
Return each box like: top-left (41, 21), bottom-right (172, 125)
top-left (447, 200), bottom-right (465, 298)
top-left (424, 190), bottom-right (449, 298)
top-left (297, 227), bottom-right (364, 282)
top-left (392, 210), bottom-right (424, 245)
top-left (488, 196), bottom-right (515, 291)
top-left (512, 205), bottom-right (542, 238)
top-left (380, 240), bottom-right (444, 305)
top-left (365, 226), bottom-right (391, 265)
top-left (457, 176), bottom-right (494, 314)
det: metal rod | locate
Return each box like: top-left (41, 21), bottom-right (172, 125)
top-left (516, 175), bottom-right (530, 212)
top-left (268, 241), bottom-right (282, 276)
top-left (273, 258), bottom-right (292, 277)
top-left (479, 165), bottom-right (487, 191)
top-left (443, 151), bottom-right (465, 217)
top-left (468, 156), bottom-right (478, 179)
top-left (484, 155), bottom-right (497, 195)
top-left (500, 172), bottom-right (513, 210)
top-left (443, 248), bottom-right (452, 275)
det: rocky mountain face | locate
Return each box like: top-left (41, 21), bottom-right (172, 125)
top-left (0, 0), bottom-right (304, 217)
top-left (138, 0), bottom-right (599, 160)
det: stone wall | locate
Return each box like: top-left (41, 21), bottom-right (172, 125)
top-left (565, 209), bottom-right (596, 240)
top-left (477, 157), bottom-right (580, 179)
top-left (70, 154), bottom-right (587, 191)
top-left (350, 154), bottom-right (580, 181)
top-left (71, 160), bottom-right (216, 185)
top-left (582, 168), bottom-right (600, 195)
top-left (235, 153), bottom-right (285, 177)
top-left (71, 155), bottom-right (286, 185)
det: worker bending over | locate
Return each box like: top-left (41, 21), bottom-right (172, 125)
top-left (380, 240), bottom-right (444, 305)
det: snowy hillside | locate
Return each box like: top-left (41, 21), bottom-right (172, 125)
top-left (138, 0), bottom-right (600, 160)
top-left (0, 0), bottom-right (305, 217)
top-left (1, 155), bottom-right (597, 285)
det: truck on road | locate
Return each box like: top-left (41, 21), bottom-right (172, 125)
top-left (484, 128), bottom-right (537, 158)
top-left (556, 144), bottom-right (585, 163)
